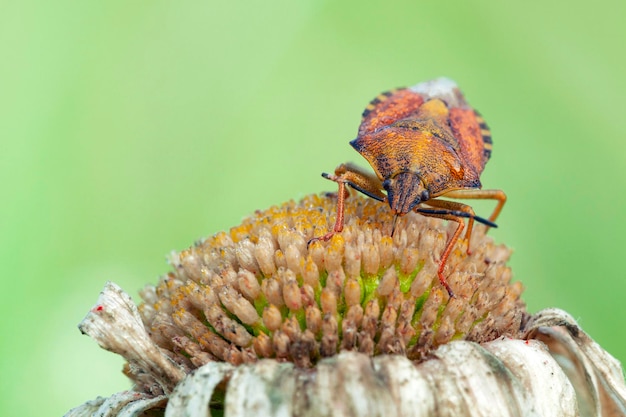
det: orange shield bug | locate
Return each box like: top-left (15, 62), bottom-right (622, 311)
top-left (311, 78), bottom-right (506, 298)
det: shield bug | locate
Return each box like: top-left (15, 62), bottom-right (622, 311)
top-left (311, 78), bottom-right (506, 297)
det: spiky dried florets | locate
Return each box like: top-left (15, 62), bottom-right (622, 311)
top-left (137, 193), bottom-right (525, 373)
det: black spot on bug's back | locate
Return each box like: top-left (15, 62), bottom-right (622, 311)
top-left (361, 89), bottom-right (399, 118)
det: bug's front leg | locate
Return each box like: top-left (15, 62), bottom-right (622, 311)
top-left (309, 163), bottom-right (385, 244)
top-left (310, 176), bottom-right (348, 243)
top-left (414, 209), bottom-right (465, 298)
top-left (423, 199), bottom-right (476, 255)
top-left (441, 189), bottom-right (507, 224)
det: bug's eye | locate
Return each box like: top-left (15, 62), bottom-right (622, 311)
top-left (382, 179), bottom-right (391, 190)
top-left (421, 190), bottom-right (430, 202)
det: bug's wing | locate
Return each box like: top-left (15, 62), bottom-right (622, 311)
top-left (358, 89), bottom-right (424, 136)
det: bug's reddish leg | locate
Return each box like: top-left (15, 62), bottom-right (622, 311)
top-left (309, 178), bottom-right (348, 244)
top-left (441, 189), bottom-right (507, 224)
top-left (487, 190), bottom-right (507, 223)
top-left (329, 180), bottom-right (348, 235)
top-left (437, 217), bottom-right (464, 298)
top-left (414, 209), bottom-right (465, 298)
top-left (310, 163), bottom-right (386, 245)
top-left (423, 199), bottom-right (476, 254)
top-left (334, 163), bottom-right (387, 202)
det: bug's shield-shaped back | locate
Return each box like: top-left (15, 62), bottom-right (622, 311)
top-left (351, 78), bottom-right (485, 197)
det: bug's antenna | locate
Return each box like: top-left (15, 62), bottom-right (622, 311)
top-left (391, 214), bottom-right (400, 236)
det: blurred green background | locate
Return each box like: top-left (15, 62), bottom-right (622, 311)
top-left (2, 1), bottom-right (625, 415)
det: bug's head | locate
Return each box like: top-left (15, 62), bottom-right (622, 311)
top-left (383, 171), bottom-right (430, 215)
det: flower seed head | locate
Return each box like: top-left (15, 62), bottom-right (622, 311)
top-left (138, 193), bottom-right (526, 371)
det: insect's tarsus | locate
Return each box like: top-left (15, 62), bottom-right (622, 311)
top-left (391, 214), bottom-right (400, 236)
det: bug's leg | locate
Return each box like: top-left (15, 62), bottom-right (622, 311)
top-left (309, 163), bottom-right (385, 244)
top-left (333, 163), bottom-right (386, 202)
top-left (441, 189), bottom-right (507, 224)
top-left (413, 210), bottom-right (464, 298)
top-left (422, 199), bottom-right (476, 253)
top-left (309, 179), bottom-right (348, 244)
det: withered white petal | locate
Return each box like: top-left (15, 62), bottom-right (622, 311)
top-left (114, 393), bottom-right (167, 417)
top-left (64, 392), bottom-right (166, 417)
top-left (78, 282), bottom-right (185, 393)
top-left (69, 290), bottom-right (626, 417)
top-left (525, 308), bottom-right (626, 416)
top-left (64, 396), bottom-right (105, 417)
top-left (224, 360), bottom-right (298, 416)
top-left (165, 362), bottom-right (234, 417)
top-left (161, 342), bottom-right (579, 417)
top-left (483, 339), bottom-right (577, 417)
top-left (309, 352), bottom-right (401, 416)
top-left (372, 355), bottom-right (435, 415)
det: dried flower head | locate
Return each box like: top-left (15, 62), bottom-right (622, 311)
top-left (66, 193), bottom-right (626, 417)
top-left (136, 193), bottom-right (524, 374)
